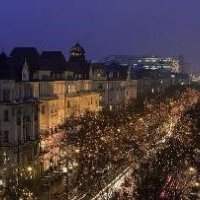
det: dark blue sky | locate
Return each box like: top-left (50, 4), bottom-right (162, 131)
top-left (1, 0), bottom-right (200, 70)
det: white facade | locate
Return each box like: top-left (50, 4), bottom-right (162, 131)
top-left (92, 80), bottom-right (137, 110)
top-left (0, 80), bottom-right (39, 146)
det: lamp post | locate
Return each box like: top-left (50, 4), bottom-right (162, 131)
top-left (0, 178), bottom-right (6, 198)
top-left (17, 120), bottom-right (21, 199)
top-left (62, 166), bottom-right (68, 199)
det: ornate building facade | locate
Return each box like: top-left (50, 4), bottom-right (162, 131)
top-left (0, 80), bottom-right (39, 146)
top-left (0, 44), bottom-right (139, 147)
top-left (90, 63), bottom-right (137, 110)
top-left (0, 44), bottom-right (101, 147)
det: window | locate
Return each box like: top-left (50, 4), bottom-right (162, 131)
top-left (3, 131), bottom-right (9, 143)
top-left (17, 110), bottom-right (21, 125)
top-left (97, 73), bottom-right (101, 78)
top-left (85, 83), bottom-right (89, 91)
top-left (41, 105), bottom-right (45, 114)
top-left (34, 112), bottom-right (38, 121)
top-left (109, 72), bottom-right (113, 78)
top-left (98, 84), bottom-right (103, 90)
top-left (3, 89), bottom-right (10, 102)
top-left (68, 85), bottom-right (76, 93)
top-left (12, 108), bottom-right (15, 116)
top-left (4, 110), bottom-right (9, 122)
top-left (17, 117), bottom-right (21, 125)
top-left (42, 75), bottom-right (49, 80)
top-left (67, 101), bottom-right (71, 108)
top-left (50, 72), bottom-right (54, 78)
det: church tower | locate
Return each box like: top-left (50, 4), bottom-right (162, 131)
top-left (69, 43), bottom-right (86, 62)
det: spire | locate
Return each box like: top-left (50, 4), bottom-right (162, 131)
top-left (23, 57), bottom-right (28, 67)
top-left (22, 57), bottom-right (30, 81)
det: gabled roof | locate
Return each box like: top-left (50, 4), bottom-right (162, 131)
top-left (0, 57), bottom-right (17, 80)
top-left (39, 51), bottom-right (67, 71)
top-left (0, 52), bottom-right (7, 62)
top-left (0, 47), bottom-right (41, 80)
top-left (67, 60), bottom-right (90, 74)
top-left (10, 47), bottom-right (40, 70)
top-left (10, 47), bottom-right (39, 58)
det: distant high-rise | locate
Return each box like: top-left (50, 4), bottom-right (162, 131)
top-left (102, 55), bottom-right (182, 73)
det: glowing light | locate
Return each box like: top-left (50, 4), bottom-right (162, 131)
top-left (27, 166), bottom-right (33, 172)
top-left (0, 179), bottom-right (3, 186)
top-left (75, 149), bottom-right (80, 153)
top-left (62, 166), bottom-right (68, 173)
top-left (188, 167), bottom-right (196, 174)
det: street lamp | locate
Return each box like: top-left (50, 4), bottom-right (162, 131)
top-left (171, 74), bottom-right (175, 85)
top-left (188, 167), bottom-right (196, 175)
top-left (75, 149), bottom-right (80, 154)
top-left (62, 166), bottom-right (68, 173)
top-left (62, 166), bottom-right (68, 199)
top-left (193, 182), bottom-right (200, 188)
top-left (0, 180), bottom-right (3, 186)
top-left (27, 166), bottom-right (33, 173)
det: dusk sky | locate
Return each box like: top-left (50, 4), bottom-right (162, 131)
top-left (1, 0), bottom-right (200, 70)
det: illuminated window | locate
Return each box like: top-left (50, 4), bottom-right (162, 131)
top-left (85, 83), bottom-right (89, 90)
top-left (97, 73), bottom-right (101, 78)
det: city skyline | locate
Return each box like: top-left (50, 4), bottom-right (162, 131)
top-left (0, 2), bottom-right (200, 198)
top-left (1, 0), bottom-right (200, 71)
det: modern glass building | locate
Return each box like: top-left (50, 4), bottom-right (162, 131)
top-left (102, 55), bottom-right (182, 73)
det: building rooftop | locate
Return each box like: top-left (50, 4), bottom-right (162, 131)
top-left (40, 51), bottom-right (67, 71)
